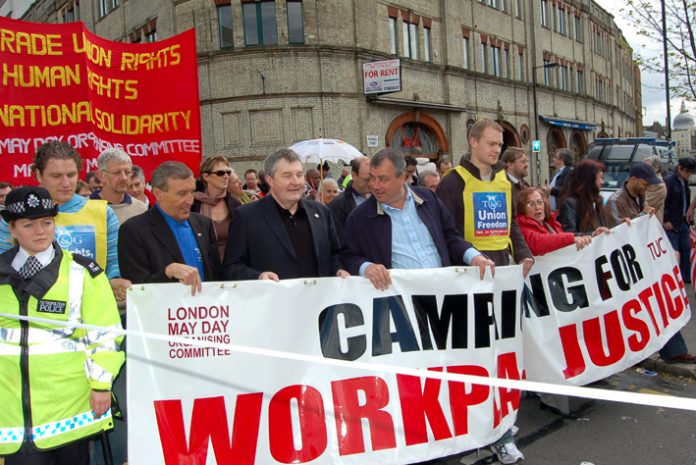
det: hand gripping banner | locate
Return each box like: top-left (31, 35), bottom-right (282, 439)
top-left (0, 16), bottom-right (201, 183)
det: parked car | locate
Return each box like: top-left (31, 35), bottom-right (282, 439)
top-left (585, 137), bottom-right (676, 200)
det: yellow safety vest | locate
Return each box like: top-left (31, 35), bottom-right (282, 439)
top-left (0, 250), bottom-right (124, 454)
top-left (456, 165), bottom-right (512, 251)
top-left (54, 199), bottom-right (108, 269)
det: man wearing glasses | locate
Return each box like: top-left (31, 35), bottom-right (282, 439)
top-left (91, 149), bottom-right (147, 226)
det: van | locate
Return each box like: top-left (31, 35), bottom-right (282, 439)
top-left (585, 137), bottom-right (675, 199)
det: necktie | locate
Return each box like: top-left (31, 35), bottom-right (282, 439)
top-left (19, 256), bottom-right (43, 279)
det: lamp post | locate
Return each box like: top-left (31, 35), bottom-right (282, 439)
top-left (531, 62), bottom-right (559, 185)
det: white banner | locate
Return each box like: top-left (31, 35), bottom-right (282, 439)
top-left (128, 266), bottom-right (524, 465)
top-left (523, 215), bottom-right (690, 384)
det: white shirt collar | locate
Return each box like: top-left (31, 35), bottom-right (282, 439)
top-left (11, 245), bottom-right (55, 273)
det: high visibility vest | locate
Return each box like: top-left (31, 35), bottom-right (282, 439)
top-left (0, 250), bottom-right (124, 454)
top-left (455, 165), bottom-right (513, 251)
top-left (54, 199), bottom-right (108, 269)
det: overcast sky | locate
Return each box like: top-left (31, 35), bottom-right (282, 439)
top-left (594, 0), bottom-right (686, 130)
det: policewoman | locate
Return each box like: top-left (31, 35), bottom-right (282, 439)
top-left (0, 187), bottom-right (125, 465)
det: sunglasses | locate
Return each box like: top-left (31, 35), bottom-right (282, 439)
top-left (209, 170), bottom-right (232, 177)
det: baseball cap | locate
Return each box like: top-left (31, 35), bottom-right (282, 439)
top-left (629, 163), bottom-right (661, 185)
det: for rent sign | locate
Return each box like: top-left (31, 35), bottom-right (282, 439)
top-left (363, 59), bottom-right (401, 95)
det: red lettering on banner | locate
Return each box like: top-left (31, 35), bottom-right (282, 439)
top-left (621, 298), bottom-right (650, 352)
top-left (492, 352), bottom-right (521, 428)
top-left (153, 394), bottom-right (263, 465)
top-left (559, 272), bottom-right (690, 379)
top-left (584, 310), bottom-right (625, 367)
top-left (269, 385), bottom-right (327, 463)
top-left (331, 376), bottom-right (396, 455)
top-left (447, 365), bottom-right (490, 435)
top-left (397, 367), bottom-right (453, 445)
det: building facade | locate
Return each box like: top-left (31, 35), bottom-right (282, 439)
top-left (20, 0), bottom-right (640, 184)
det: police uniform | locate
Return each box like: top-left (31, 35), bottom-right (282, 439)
top-left (0, 187), bottom-right (124, 465)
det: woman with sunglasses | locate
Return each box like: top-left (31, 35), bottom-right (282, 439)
top-left (0, 187), bottom-right (124, 465)
top-left (192, 156), bottom-right (241, 261)
top-left (516, 187), bottom-right (597, 256)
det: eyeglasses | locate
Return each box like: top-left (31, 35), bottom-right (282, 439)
top-left (526, 199), bottom-right (544, 209)
top-left (103, 169), bottom-right (133, 177)
top-left (209, 170), bottom-right (232, 177)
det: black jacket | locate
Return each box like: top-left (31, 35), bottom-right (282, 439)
top-left (663, 169), bottom-right (690, 228)
top-left (328, 181), bottom-right (359, 235)
top-left (222, 195), bottom-right (342, 280)
top-left (118, 208), bottom-right (220, 283)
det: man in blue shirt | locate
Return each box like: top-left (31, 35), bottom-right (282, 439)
top-left (340, 148), bottom-right (494, 290)
top-left (118, 161), bottom-right (220, 294)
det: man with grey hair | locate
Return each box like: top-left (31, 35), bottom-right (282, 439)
top-left (118, 161), bottom-right (220, 294)
top-left (223, 148), bottom-right (347, 280)
top-left (341, 148), bottom-right (492, 290)
top-left (91, 148), bottom-right (147, 225)
top-left (417, 169), bottom-right (440, 192)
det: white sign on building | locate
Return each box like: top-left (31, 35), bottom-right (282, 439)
top-left (363, 59), bottom-right (401, 95)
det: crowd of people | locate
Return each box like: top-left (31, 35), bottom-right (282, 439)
top-left (2, 118), bottom-right (696, 465)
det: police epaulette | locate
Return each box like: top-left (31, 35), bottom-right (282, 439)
top-left (72, 254), bottom-right (104, 278)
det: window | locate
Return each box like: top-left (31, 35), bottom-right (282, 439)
top-left (463, 37), bottom-right (470, 69)
top-left (574, 15), bottom-right (583, 41)
top-left (491, 46), bottom-right (501, 77)
top-left (98, 0), bottom-right (118, 18)
top-left (63, 2), bottom-right (78, 22)
top-left (243, 1), bottom-right (278, 46)
top-left (218, 5), bottom-right (234, 49)
top-left (287, 1), bottom-right (304, 44)
top-left (516, 0), bottom-right (523, 19)
top-left (552, 4), bottom-right (558, 31)
top-left (558, 8), bottom-right (566, 34)
top-left (543, 59), bottom-right (551, 85)
top-left (402, 21), bottom-right (418, 59)
top-left (389, 17), bottom-right (398, 54)
top-left (423, 26), bottom-right (431, 62)
top-left (481, 43), bottom-right (488, 73)
top-left (144, 29), bottom-right (157, 43)
top-left (559, 65), bottom-right (569, 91)
top-left (540, 0), bottom-right (549, 27)
top-left (518, 52), bottom-right (525, 80)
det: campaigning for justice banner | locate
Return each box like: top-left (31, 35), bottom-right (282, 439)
top-left (523, 215), bottom-right (690, 385)
top-left (127, 266), bottom-right (525, 465)
top-left (0, 16), bottom-right (201, 184)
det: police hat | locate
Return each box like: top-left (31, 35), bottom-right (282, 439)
top-left (0, 187), bottom-right (58, 222)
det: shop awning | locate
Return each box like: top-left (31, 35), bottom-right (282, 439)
top-left (540, 115), bottom-right (596, 131)
top-left (367, 96), bottom-right (467, 113)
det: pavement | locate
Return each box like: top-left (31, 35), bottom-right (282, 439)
top-left (637, 282), bottom-right (696, 379)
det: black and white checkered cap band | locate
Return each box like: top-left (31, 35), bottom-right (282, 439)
top-left (5, 197), bottom-right (54, 214)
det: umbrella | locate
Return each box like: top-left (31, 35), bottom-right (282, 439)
top-left (289, 138), bottom-right (363, 164)
top-left (288, 138), bottom-right (363, 203)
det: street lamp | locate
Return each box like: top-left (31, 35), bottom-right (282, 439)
top-left (532, 62), bottom-right (559, 185)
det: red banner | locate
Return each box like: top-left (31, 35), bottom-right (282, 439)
top-left (0, 16), bottom-right (201, 184)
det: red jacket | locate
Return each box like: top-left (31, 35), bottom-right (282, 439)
top-left (516, 213), bottom-right (575, 256)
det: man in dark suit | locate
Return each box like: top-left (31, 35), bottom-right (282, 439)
top-left (329, 156), bottom-right (370, 235)
top-left (545, 148), bottom-right (573, 210)
top-left (502, 147), bottom-right (529, 208)
top-left (119, 161), bottom-right (220, 294)
top-left (223, 149), bottom-right (348, 281)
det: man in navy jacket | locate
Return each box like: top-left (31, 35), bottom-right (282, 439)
top-left (340, 149), bottom-right (493, 290)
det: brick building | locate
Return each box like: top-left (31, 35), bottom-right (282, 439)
top-left (19, 0), bottom-right (641, 183)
